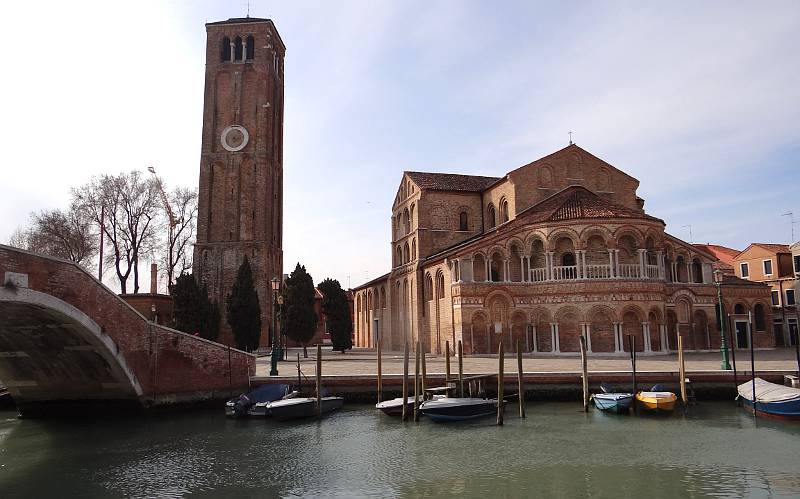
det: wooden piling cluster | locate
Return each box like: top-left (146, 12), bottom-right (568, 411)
top-left (497, 342), bottom-right (504, 426)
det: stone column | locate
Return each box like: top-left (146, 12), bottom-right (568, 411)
top-left (531, 325), bottom-right (538, 352)
top-left (504, 259), bottom-right (510, 282)
top-left (486, 259), bottom-right (491, 282)
top-left (229, 41), bottom-right (235, 61)
top-left (582, 323), bottom-right (592, 352)
top-left (642, 322), bottom-right (651, 352)
top-left (551, 323), bottom-right (560, 353)
top-left (656, 251), bottom-right (664, 279)
top-left (608, 249), bottom-right (615, 278)
top-left (576, 250), bottom-right (584, 279)
top-left (546, 251), bottom-right (554, 281)
top-left (660, 324), bottom-right (668, 352)
top-left (638, 249), bottom-right (647, 279)
top-left (520, 256), bottom-right (525, 282)
top-left (613, 322), bottom-right (622, 352)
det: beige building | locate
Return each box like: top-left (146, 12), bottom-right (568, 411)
top-left (733, 243), bottom-right (798, 347)
top-left (353, 144), bottom-right (774, 355)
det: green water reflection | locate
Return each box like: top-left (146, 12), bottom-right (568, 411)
top-left (1, 402), bottom-right (799, 498)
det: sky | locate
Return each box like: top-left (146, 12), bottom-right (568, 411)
top-left (0, 1), bottom-right (798, 291)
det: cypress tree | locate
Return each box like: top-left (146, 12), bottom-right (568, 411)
top-left (283, 263), bottom-right (318, 357)
top-left (318, 278), bottom-right (353, 353)
top-left (226, 256), bottom-right (262, 351)
top-left (171, 273), bottom-right (202, 334)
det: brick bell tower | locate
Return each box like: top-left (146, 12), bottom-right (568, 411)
top-left (193, 18), bottom-right (284, 348)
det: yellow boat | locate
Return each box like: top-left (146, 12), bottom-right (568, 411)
top-left (636, 391), bottom-right (677, 413)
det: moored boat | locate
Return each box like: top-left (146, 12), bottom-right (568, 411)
top-left (226, 384), bottom-right (295, 418)
top-left (592, 393), bottom-right (633, 413)
top-left (419, 397), bottom-right (499, 422)
top-left (268, 396), bottom-right (344, 421)
top-left (375, 397), bottom-right (416, 416)
top-left (636, 390), bottom-right (677, 413)
top-left (737, 378), bottom-right (800, 420)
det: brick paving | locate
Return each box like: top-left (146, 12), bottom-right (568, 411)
top-left (255, 347), bottom-right (800, 377)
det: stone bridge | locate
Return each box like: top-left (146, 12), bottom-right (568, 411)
top-left (0, 245), bottom-right (255, 416)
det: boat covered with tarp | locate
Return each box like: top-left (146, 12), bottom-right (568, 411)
top-left (737, 378), bottom-right (800, 420)
top-left (419, 397), bottom-right (499, 422)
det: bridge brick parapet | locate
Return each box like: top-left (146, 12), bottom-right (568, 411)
top-left (0, 245), bottom-right (255, 415)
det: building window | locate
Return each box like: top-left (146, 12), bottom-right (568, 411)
top-left (771, 290), bottom-right (780, 306)
top-left (234, 36), bottom-right (243, 60)
top-left (500, 198), bottom-right (509, 223)
top-left (246, 35), bottom-right (255, 60)
top-left (221, 37), bottom-right (231, 61)
top-left (763, 259), bottom-right (773, 276)
top-left (459, 211), bottom-right (468, 231)
top-left (740, 262), bottom-right (749, 278)
top-left (487, 204), bottom-right (496, 229)
top-left (794, 255), bottom-right (800, 273)
top-left (787, 289), bottom-right (796, 306)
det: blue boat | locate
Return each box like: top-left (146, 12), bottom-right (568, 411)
top-left (591, 383), bottom-right (633, 413)
top-left (737, 378), bottom-right (800, 421)
top-left (225, 384), bottom-right (295, 418)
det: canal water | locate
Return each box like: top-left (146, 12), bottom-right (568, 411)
top-left (1, 402), bottom-right (799, 498)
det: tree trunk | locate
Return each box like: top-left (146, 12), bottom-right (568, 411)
top-left (303, 345), bottom-right (308, 358)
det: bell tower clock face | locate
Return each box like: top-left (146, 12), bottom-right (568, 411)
top-left (221, 125), bottom-right (249, 152)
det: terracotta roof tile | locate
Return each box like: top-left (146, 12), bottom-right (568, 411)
top-left (751, 243), bottom-right (791, 253)
top-left (692, 244), bottom-right (741, 266)
top-left (405, 172), bottom-right (501, 192)
top-left (519, 186), bottom-right (657, 224)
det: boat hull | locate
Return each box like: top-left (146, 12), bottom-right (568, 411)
top-left (592, 393), bottom-right (633, 413)
top-left (269, 397), bottom-right (344, 421)
top-left (375, 397), bottom-right (415, 416)
top-left (737, 378), bottom-right (800, 420)
top-left (636, 392), bottom-right (677, 413)
top-left (420, 398), bottom-right (498, 422)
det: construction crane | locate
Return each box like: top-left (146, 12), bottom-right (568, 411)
top-left (148, 166), bottom-right (180, 289)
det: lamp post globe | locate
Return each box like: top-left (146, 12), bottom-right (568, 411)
top-left (270, 277), bottom-right (282, 376)
top-left (714, 269), bottom-right (732, 371)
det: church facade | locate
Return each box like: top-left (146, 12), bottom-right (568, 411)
top-left (193, 18), bottom-right (285, 347)
top-left (353, 144), bottom-right (774, 355)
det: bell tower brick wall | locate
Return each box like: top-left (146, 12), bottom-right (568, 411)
top-left (193, 18), bottom-right (285, 348)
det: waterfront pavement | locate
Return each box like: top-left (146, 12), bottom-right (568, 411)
top-left (255, 347), bottom-right (800, 377)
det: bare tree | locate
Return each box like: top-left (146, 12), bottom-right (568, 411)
top-left (8, 206), bottom-right (97, 267)
top-left (160, 186), bottom-right (198, 288)
top-left (74, 171), bottom-right (160, 294)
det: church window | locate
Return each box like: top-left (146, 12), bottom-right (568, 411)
top-left (221, 37), bottom-right (231, 62)
top-left (234, 36), bottom-right (243, 60)
top-left (459, 211), bottom-right (468, 231)
top-left (487, 204), bottom-right (496, 229)
top-left (500, 198), bottom-right (509, 223)
top-left (246, 35), bottom-right (255, 60)
top-left (436, 271), bottom-right (445, 299)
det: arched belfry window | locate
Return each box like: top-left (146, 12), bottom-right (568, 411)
top-left (234, 36), bottom-right (243, 61)
top-left (500, 198), bottom-right (509, 223)
top-left (221, 37), bottom-right (231, 62)
top-left (459, 211), bottom-right (468, 231)
top-left (246, 35), bottom-right (255, 60)
top-left (488, 204), bottom-right (496, 229)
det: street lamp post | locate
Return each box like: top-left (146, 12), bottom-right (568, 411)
top-left (270, 277), bottom-right (282, 376)
top-left (714, 269), bottom-right (732, 370)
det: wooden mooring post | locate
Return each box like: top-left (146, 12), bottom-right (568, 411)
top-left (445, 341), bottom-right (451, 386)
top-left (517, 340), bottom-right (525, 418)
top-left (497, 342), bottom-right (504, 426)
top-left (579, 335), bottom-right (589, 412)
top-left (458, 340), bottom-right (464, 397)
top-left (297, 353), bottom-right (301, 392)
top-left (414, 340), bottom-right (421, 422)
top-left (749, 311), bottom-right (757, 418)
top-left (678, 335), bottom-right (687, 407)
top-left (727, 314), bottom-right (739, 404)
top-left (376, 336), bottom-right (383, 404)
top-left (421, 342), bottom-right (427, 396)
top-left (315, 344), bottom-right (322, 418)
top-left (629, 335), bottom-right (637, 414)
top-left (402, 342), bottom-right (409, 421)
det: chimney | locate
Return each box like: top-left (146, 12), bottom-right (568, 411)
top-left (150, 263), bottom-right (158, 294)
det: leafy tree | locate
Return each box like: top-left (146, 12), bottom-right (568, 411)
top-left (171, 273), bottom-right (202, 333)
top-left (283, 263), bottom-right (318, 357)
top-left (318, 278), bottom-right (353, 353)
top-left (226, 257), bottom-right (262, 351)
top-left (170, 274), bottom-right (220, 342)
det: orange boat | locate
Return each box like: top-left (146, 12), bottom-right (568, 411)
top-left (635, 391), bottom-right (677, 413)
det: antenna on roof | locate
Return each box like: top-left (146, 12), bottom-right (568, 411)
top-left (682, 224), bottom-right (693, 244)
top-left (782, 212), bottom-right (796, 242)
top-left (568, 131), bottom-right (574, 145)
top-left (246, 0), bottom-right (250, 17)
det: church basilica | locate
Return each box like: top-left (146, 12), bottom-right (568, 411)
top-left (353, 144), bottom-right (773, 355)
